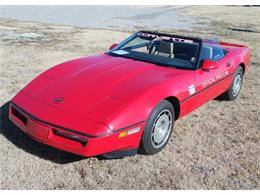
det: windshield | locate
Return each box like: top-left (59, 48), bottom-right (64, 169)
top-left (107, 31), bottom-right (201, 69)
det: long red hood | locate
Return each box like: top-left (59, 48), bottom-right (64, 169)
top-left (20, 54), bottom-right (185, 122)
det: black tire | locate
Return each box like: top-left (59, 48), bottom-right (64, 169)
top-left (219, 66), bottom-right (244, 101)
top-left (139, 100), bottom-right (175, 155)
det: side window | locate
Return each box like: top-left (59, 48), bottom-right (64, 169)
top-left (200, 43), bottom-right (225, 64)
top-left (212, 46), bottom-right (225, 62)
top-left (201, 45), bottom-right (213, 61)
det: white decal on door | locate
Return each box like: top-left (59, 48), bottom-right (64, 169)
top-left (202, 70), bottom-right (229, 88)
top-left (188, 84), bottom-right (196, 95)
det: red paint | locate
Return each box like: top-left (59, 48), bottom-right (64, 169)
top-left (9, 36), bottom-right (250, 157)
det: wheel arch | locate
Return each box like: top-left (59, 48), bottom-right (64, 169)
top-left (239, 62), bottom-right (245, 74)
top-left (164, 96), bottom-right (180, 120)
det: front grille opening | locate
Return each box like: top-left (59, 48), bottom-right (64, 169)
top-left (53, 129), bottom-right (88, 147)
top-left (11, 106), bottom-right (28, 125)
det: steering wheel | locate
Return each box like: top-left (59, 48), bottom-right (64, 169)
top-left (146, 45), bottom-right (151, 53)
top-left (147, 45), bottom-right (157, 55)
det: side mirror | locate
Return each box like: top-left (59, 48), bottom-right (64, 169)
top-left (109, 43), bottom-right (118, 50)
top-left (202, 59), bottom-right (218, 71)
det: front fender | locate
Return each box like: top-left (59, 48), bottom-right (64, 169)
top-left (106, 80), bottom-right (184, 131)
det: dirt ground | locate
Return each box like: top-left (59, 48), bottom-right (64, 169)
top-left (0, 6), bottom-right (259, 189)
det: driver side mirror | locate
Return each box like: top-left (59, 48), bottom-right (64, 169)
top-left (109, 43), bottom-right (118, 50)
top-left (202, 59), bottom-right (218, 71)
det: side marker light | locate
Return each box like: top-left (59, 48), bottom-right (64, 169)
top-left (118, 127), bottom-right (140, 138)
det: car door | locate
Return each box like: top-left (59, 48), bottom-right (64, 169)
top-left (185, 42), bottom-right (230, 112)
top-left (195, 43), bottom-right (230, 106)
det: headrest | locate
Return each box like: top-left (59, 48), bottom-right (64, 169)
top-left (158, 41), bottom-right (174, 54)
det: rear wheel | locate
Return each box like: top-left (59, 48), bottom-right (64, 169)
top-left (139, 100), bottom-right (174, 155)
top-left (220, 66), bottom-right (244, 101)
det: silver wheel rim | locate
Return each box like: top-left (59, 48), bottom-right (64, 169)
top-left (232, 73), bottom-right (242, 97)
top-left (151, 109), bottom-right (172, 148)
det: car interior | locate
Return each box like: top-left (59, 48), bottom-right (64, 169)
top-left (111, 33), bottom-right (229, 69)
top-left (200, 43), bottom-right (226, 62)
top-left (146, 40), bottom-right (198, 63)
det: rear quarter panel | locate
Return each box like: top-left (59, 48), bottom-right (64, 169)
top-left (221, 42), bottom-right (250, 73)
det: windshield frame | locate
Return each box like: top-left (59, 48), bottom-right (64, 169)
top-left (106, 31), bottom-right (203, 70)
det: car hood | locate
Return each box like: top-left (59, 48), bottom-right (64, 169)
top-left (21, 54), bottom-right (185, 122)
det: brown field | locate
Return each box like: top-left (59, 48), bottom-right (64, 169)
top-left (0, 6), bottom-right (259, 189)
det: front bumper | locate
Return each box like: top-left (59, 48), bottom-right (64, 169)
top-left (9, 102), bottom-right (145, 157)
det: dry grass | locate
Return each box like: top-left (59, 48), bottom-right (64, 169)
top-left (0, 6), bottom-right (259, 189)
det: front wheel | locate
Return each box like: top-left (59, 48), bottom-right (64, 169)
top-left (220, 66), bottom-right (244, 101)
top-left (139, 100), bottom-right (174, 155)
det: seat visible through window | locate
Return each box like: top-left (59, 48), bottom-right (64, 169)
top-left (154, 41), bottom-right (174, 58)
top-left (201, 46), bottom-right (213, 61)
top-left (201, 43), bottom-right (225, 62)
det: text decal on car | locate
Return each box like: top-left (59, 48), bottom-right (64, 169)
top-left (202, 70), bottom-right (229, 88)
top-left (137, 32), bottom-right (194, 43)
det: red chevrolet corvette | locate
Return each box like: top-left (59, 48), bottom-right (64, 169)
top-left (9, 31), bottom-right (250, 158)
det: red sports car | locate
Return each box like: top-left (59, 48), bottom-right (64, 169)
top-left (9, 31), bottom-right (250, 158)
